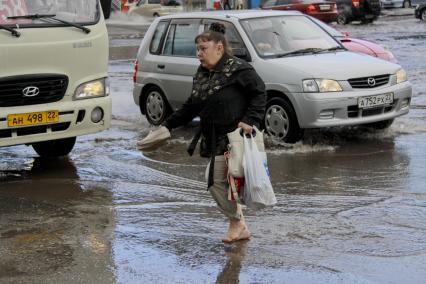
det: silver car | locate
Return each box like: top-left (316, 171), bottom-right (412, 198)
top-left (133, 10), bottom-right (412, 142)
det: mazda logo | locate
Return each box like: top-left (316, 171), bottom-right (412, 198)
top-left (367, 77), bottom-right (376, 87)
top-left (22, 86), bottom-right (40, 97)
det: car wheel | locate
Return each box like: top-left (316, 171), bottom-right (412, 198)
top-left (264, 97), bottom-right (303, 143)
top-left (364, 119), bottom-right (394, 129)
top-left (337, 12), bottom-right (349, 25)
top-left (32, 137), bottom-right (76, 157)
top-left (143, 86), bottom-right (171, 126)
top-left (422, 9), bottom-right (426, 21)
top-left (153, 13), bottom-right (160, 17)
top-left (402, 0), bottom-right (410, 8)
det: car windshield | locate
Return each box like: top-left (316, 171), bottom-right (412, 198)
top-left (241, 15), bottom-right (342, 58)
top-left (0, 0), bottom-right (99, 26)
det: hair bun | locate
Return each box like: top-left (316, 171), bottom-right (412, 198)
top-left (209, 22), bottom-right (226, 34)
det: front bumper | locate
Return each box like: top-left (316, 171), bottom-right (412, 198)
top-left (292, 81), bottom-right (412, 128)
top-left (0, 96), bottom-right (111, 147)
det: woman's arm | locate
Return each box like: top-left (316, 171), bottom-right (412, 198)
top-left (238, 68), bottom-right (266, 132)
top-left (162, 95), bottom-right (202, 131)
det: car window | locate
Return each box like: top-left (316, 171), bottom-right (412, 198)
top-left (163, 20), bottom-right (200, 57)
top-left (263, 0), bottom-right (277, 7)
top-left (150, 21), bottom-right (169, 54)
top-left (149, 0), bottom-right (161, 4)
top-left (277, 0), bottom-right (290, 5)
top-left (202, 21), bottom-right (247, 52)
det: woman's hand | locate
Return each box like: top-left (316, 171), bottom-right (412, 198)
top-left (238, 122), bottom-right (253, 135)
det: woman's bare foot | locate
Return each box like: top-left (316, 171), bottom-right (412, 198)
top-left (222, 219), bottom-right (251, 243)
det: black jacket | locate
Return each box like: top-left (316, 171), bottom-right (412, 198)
top-left (163, 53), bottom-right (266, 158)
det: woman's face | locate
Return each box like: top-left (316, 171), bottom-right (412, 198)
top-left (196, 40), bottom-right (224, 70)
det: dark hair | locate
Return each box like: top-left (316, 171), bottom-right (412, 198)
top-left (194, 22), bottom-right (232, 55)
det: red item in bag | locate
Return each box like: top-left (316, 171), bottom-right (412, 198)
top-left (224, 151), bottom-right (244, 202)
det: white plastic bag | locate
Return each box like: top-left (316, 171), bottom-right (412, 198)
top-left (243, 135), bottom-right (277, 209)
top-left (227, 126), bottom-right (265, 178)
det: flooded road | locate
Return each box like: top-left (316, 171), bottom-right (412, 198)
top-left (1, 10), bottom-right (426, 283)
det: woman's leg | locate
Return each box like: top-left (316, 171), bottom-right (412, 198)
top-left (208, 156), bottom-right (250, 242)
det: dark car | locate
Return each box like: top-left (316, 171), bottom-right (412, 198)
top-left (335, 0), bottom-right (381, 24)
top-left (260, 0), bottom-right (338, 23)
top-left (415, 3), bottom-right (426, 21)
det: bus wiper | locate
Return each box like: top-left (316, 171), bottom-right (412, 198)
top-left (0, 24), bottom-right (20, 37)
top-left (276, 48), bottom-right (324, 58)
top-left (7, 14), bottom-right (90, 34)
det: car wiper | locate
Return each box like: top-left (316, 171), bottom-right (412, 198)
top-left (0, 24), bottom-right (20, 37)
top-left (276, 48), bottom-right (324, 58)
top-left (7, 14), bottom-right (90, 34)
top-left (320, 46), bottom-right (346, 52)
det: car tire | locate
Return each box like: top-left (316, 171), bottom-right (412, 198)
top-left (402, 0), bottom-right (410, 8)
top-left (364, 119), bottom-right (394, 129)
top-left (143, 86), bottom-right (171, 126)
top-left (32, 137), bottom-right (76, 157)
top-left (153, 13), bottom-right (160, 17)
top-left (422, 9), bottom-right (426, 21)
top-left (264, 97), bottom-right (303, 143)
top-left (337, 12), bottom-right (350, 25)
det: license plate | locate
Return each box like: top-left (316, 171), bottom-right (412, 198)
top-left (319, 4), bottom-right (330, 10)
top-left (7, 111), bottom-right (59, 127)
top-left (358, 93), bottom-right (393, 109)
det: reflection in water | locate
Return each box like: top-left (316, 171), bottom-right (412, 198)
top-left (0, 157), bottom-right (115, 283)
top-left (216, 241), bottom-right (248, 284)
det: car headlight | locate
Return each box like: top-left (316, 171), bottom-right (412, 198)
top-left (74, 78), bottom-right (109, 100)
top-left (396, 69), bottom-right (407, 84)
top-left (303, 79), bottom-right (342, 92)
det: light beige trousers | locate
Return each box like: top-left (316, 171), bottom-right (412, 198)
top-left (207, 156), bottom-right (242, 220)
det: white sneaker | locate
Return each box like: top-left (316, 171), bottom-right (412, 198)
top-left (137, 126), bottom-right (171, 150)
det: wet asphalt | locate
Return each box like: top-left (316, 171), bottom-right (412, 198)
top-left (1, 9), bottom-right (426, 284)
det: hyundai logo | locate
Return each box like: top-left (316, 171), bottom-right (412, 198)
top-left (367, 77), bottom-right (376, 87)
top-left (22, 86), bottom-right (40, 97)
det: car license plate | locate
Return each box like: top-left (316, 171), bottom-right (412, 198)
top-left (319, 4), bottom-right (330, 10)
top-left (358, 93), bottom-right (393, 109)
top-left (7, 111), bottom-right (59, 127)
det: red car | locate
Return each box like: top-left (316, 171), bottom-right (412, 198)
top-left (313, 18), bottom-right (397, 62)
top-left (260, 0), bottom-right (338, 23)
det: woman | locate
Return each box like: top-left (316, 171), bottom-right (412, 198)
top-left (139, 23), bottom-right (266, 242)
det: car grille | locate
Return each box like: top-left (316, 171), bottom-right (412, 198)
top-left (0, 74), bottom-right (68, 107)
top-left (347, 100), bottom-right (397, 118)
top-left (348, 74), bottom-right (390, 89)
top-left (0, 122), bottom-right (71, 139)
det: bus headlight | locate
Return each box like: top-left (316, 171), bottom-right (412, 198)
top-left (74, 78), bottom-right (109, 100)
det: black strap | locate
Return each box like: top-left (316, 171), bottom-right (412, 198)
top-left (187, 127), bottom-right (202, 156)
top-left (207, 127), bottom-right (216, 189)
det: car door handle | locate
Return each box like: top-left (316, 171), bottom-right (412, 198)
top-left (157, 64), bottom-right (165, 69)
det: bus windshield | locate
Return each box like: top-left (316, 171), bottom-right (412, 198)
top-left (0, 0), bottom-right (99, 26)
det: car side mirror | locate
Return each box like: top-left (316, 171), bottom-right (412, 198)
top-left (233, 48), bottom-right (251, 62)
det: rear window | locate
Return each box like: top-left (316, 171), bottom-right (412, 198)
top-left (150, 21), bottom-right (169, 54)
top-left (163, 21), bottom-right (199, 57)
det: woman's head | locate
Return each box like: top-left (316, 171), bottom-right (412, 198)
top-left (195, 23), bottom-right (231, 70)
